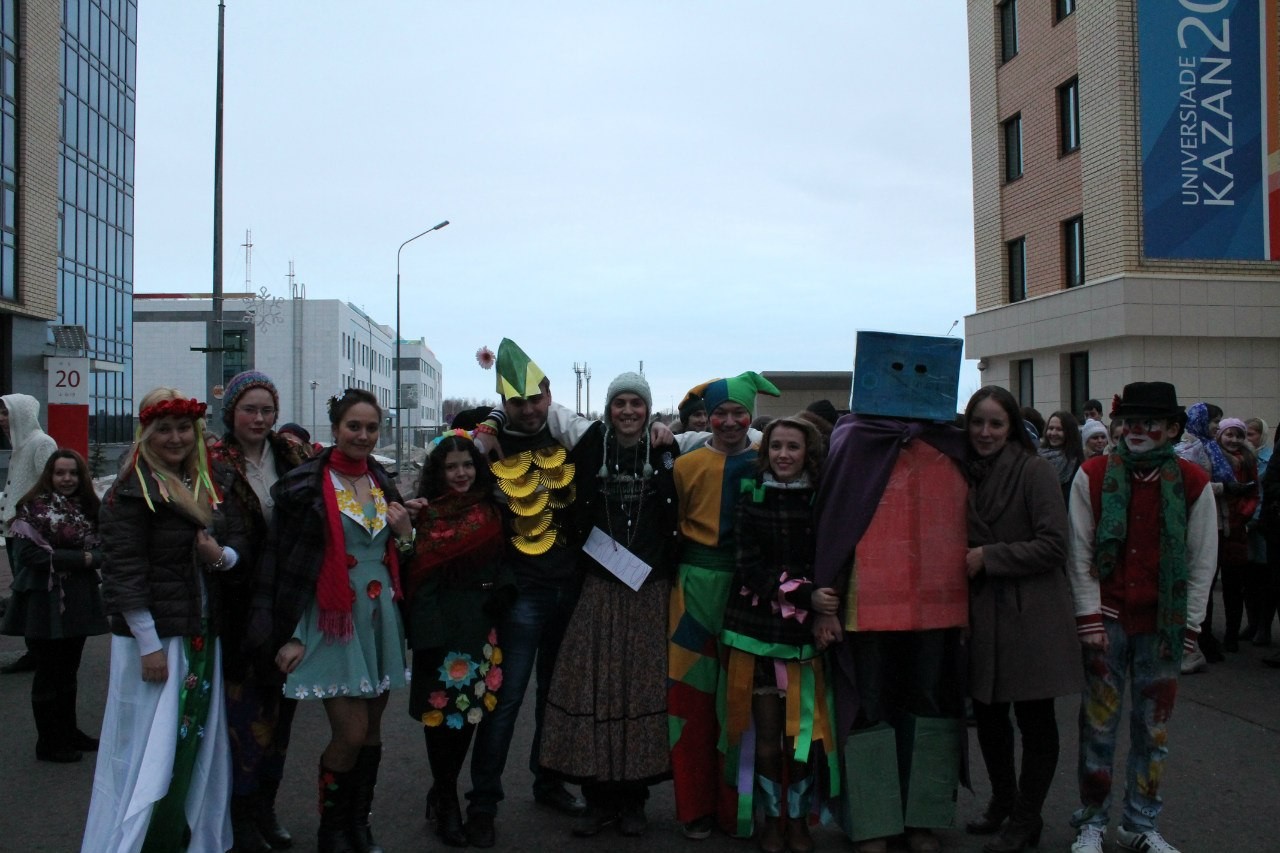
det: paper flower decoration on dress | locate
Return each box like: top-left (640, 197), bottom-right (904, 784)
top-left (476, 346), bottom-right (496, 370)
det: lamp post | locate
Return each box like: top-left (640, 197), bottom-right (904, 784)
top-left (310, 380), bottom-right (318, 439)
top-left (396, 220), bottom-right (449, 473)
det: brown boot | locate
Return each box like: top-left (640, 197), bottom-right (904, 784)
top-left (758, 817), bottom-right (785, 853)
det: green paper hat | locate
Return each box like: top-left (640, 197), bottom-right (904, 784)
top-left (495, 338), bottom-right (547, 399)
top-left (687, 371), bottom-right (780, 417)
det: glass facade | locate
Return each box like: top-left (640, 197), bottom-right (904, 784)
top-left (58, 0), bottom-right (137, 443)
top-left (1, 2), bottom-right (16, 303)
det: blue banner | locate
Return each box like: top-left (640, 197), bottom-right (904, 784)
top-left (1138, 0), bottom-right (1267, 259)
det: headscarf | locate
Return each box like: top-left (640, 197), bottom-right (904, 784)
top-left (1183, 402), bottom-right (1235, 483)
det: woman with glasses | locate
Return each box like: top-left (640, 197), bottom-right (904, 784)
top-left (209, 371), bottom-right (310, 852)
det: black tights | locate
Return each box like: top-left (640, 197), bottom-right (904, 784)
top-left (972, 697), bottom-right (1059, 813)
top-left (753, 692), bottom-right (809, 812)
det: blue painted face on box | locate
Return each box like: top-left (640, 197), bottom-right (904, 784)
top-left (850, 331), bottom-right (963, 421)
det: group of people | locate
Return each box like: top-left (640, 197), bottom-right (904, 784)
top-left (0, 333), bottom-right (1276, 853)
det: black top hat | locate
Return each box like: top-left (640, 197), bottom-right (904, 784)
top-left (1112, 381), bottom-right (1184, 420)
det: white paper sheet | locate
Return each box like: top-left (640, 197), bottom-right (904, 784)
top-left (583, 526), bottom-right (653, 592)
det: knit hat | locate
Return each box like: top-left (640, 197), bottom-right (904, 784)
top-left (1081, 418), bottom-right (1108, 445)
top-left (494, 338), bottom-right (547, 399)
top-left (277, 422), bottom-right (310, 443)
top-left (604, 372), bottom-right (652, 426)
top-left (1218, 417), bottom-right (1248, 437)
top-left (677, 394), bottom-right (707, 427)
top-left (221, 370), bottom-right (279, 429)
top-left (687, 371), bottom-right (781, 417)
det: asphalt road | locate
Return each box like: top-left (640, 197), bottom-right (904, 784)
top-left (1, 546), bottom-right (1277, 852)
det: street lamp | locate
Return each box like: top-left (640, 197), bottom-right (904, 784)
top-left (396, 220), bottom-right (449, 474)
top-left (310, 380), bottom-right (318, 439)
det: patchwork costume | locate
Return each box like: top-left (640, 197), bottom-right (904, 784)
top-left (1066, 382), bottom-right (1217, 845)
top-left (813, 333), bottom-right (970, 847)
top-left (668, 372), bottom-right (780, 831)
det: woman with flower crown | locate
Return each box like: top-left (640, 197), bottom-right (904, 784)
top-left (82, 387), bottom-right (250, 853)
top-left (259, 388), bottom-right (414, 853)
top-left (402, 430), bottom-right (515, 847)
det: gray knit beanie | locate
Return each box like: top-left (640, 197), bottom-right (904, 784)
top-left (604, 372), bottom-right (653, 425)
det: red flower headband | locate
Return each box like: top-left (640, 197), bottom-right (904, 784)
top-left (139, 397), bottom-right (208, 426)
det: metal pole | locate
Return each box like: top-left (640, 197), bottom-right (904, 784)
top-left (209, 0), bottom-right (226, 421)
top-left (395, 220), bottom-right (449, 472)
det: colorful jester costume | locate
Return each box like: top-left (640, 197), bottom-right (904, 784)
top-left (668, 372), bottom-right (779, 831)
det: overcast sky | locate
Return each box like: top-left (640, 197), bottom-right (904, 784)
top-left (135, 2), bottom-right (980, 416)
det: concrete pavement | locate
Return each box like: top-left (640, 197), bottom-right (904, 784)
top-left (1, 543), bottom-right (1277, 851)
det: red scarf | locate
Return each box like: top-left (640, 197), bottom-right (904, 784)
top-left (317, 449), bottom-right (402, 642)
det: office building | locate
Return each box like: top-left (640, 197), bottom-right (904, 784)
top-left (0, 0), bottom-right (136, 444)
top-left (965, 0), bottom-right (1280, 421)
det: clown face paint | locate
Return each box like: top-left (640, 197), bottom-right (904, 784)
top-left (1122, 418), bottom-right (1174, 454)
top-left (710, 402), bottom-right (751, 453)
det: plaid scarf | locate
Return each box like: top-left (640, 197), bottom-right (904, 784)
top-left (1095, 441), bottom-right (1189, 660)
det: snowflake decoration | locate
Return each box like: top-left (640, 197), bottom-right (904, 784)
top-left (243, 286), bottom-right (285, 331)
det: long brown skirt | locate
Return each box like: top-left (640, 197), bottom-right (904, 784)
top-left (539, 572), bottom-right (672, 784)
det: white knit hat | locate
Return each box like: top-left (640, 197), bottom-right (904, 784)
top-left (604, 372), bottom-right (652, 424)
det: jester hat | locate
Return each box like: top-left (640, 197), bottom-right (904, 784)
top-left (495, 338), bottom-right (548, 399)
top-left (687, 371), bottom-right (781, 417)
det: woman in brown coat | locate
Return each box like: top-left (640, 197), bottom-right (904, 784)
top-left (963, 386), bottom-right (1082, 853)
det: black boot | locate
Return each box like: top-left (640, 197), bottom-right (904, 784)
top-left (33, 696), bottom-right (80, 763)
top-left (255, 777), bottom-right (293, 849)
top-left (317, 762), bottom-right (357, 853)
top-left (984, 739), bottom-right (1057, 853)
top-left (968, 704), bottom-right (1017, 835)
top-left (425, 723), bottom-right (472, 847)
top-left (231, 795), bottom-right (274, 853)
top-left (349, 745), bottom-right (384, 853)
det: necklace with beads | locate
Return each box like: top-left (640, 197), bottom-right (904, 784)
top-left (599, 429), bottom-right (652, 549)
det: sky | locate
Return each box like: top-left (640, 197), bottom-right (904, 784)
top-left (134, 2), bottom-right (981, 417)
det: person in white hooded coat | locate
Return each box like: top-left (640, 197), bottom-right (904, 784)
top-left (1, 394), bottom-right (59, 674)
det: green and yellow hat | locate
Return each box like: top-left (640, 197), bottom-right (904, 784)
top-left (686, 371), bottom-right (780, 417)
top-left (495, 338), bottom-right (548, 399)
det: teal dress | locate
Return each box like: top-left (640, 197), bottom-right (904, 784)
top-left (285, 499), bottom-right (409, 700)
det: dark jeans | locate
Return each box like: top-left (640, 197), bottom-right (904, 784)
top-left (29, 635), bottom-right (87, 703)
top-left (466, 576), bottom-right (580, 816)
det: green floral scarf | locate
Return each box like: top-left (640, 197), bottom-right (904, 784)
top-left (1095, 442), bottom-right (1189, 661)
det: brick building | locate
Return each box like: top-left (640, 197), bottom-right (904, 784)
top-left (964, 0), bottom-right (1280, 424)
top-left (0, 0), bottom-right (136, 445)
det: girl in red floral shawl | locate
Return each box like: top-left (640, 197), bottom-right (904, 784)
top-left (404, 432), bottom-right (515, 847)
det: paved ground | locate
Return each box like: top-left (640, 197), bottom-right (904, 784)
top-left (1, 544), bottom-right (1277, 852)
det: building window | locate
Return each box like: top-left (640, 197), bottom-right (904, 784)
top-left (1056, 0), bottom-right (1077, 22)
top-left (1068, 352), bottom-right (1089, 418)
top-left (1063, 216), bottom-right (1084, 287)
top-left (1058, 77), bottom-right (1080, 154)
top-left (1007, 237), bottom-right (1027, 302)
top-left (1003, 115), bottom-right (1023, 181)
top-left (1014, 359), bottom-right (1034, 407)
top-left (1000, 0), bottom-right (1019, 63)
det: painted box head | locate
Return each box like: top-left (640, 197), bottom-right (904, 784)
top-left (850, 331), bottom-right (963, 421)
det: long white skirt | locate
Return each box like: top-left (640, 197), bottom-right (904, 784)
top-left (81, 635), bottom-right (232, 853)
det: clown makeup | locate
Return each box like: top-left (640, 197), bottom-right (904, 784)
top-left (1218, 426), bottom-right (1246, 455)
top-left (1122, 417), bottom-right (1173, 455)
top-left (709, 402), bottom-right (751, 453)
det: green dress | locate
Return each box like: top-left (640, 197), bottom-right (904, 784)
top-left (285, 500), bottom-right (409, 699)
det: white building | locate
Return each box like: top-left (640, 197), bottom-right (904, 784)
top-left (397, 337), bottom-right (446, 446)
top-left (134, 293), bottom-right (442, 444)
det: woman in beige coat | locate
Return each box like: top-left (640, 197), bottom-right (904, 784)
top-left (963, 386), bottom-right (1083, 853)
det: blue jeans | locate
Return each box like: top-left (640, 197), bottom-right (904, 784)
top-left (1071, 619), bottom-right (1181, 833)
top-left (466, 575), bottom-right (580, 816)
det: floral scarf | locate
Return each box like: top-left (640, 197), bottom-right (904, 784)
top-left (9, 492), bottom-right (99, 553)
top-left (404, 490), bottom-right (502, 601)
top-left (1095, 441), bottom-right (1189, 661)
top-left (1183, 402), bottom-right (1235, 483)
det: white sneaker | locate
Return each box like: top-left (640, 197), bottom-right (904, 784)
top-left (1115, 826), bottom-right (1181, 852)
top-left (1179, 648), bottom-right (1207, 674)
top-left (1072, 824), bottom-right (1105, 853)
